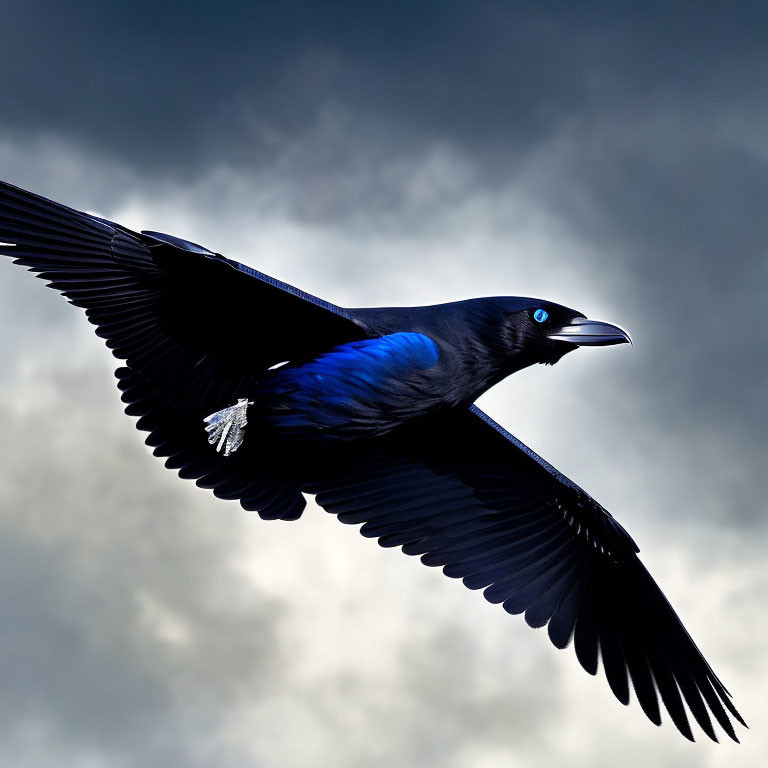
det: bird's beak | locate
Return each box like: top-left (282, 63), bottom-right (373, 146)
top-left (547, 317), bottom-right (632, 346)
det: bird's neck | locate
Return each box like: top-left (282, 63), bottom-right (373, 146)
top-left (349, 301), bottom-right (541, 405)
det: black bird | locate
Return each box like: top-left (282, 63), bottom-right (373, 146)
top-left (0, 179), bottom-right (745, 742)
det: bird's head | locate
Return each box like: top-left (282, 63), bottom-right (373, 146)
top-left (497, 298), bottom-right (631, 367)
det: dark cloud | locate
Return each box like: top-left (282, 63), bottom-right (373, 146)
top-left (515, 112), bottom-right (768, 527)
top-left (0, 3), bottom-right (767, 766)
top-left (3, 2), bottom-right (767, 179)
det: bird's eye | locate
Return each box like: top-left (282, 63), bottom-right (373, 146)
top-left (533, 309), bottom-right (548, 323)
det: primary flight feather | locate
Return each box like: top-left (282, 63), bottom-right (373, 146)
top-left (0, 179), bottom-right (745, 742)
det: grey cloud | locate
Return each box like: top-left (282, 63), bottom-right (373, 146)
top-left (0, 368), bottom-right (286, 766)
top-left (3, 3), bottom-right (767, 179)
top-left (1, 3), bottom-right (767, 766)
top-left (517, 113), bottom-right (768, 528)
top-left (1, 140), bottom-right (765, 765)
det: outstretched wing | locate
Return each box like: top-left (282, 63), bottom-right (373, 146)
top-left (1, 180), bottom-right (744, 740)
top-left (300, 405), bottom-right (746, 743)
top-left (0, 179), bottom-right (366, 517)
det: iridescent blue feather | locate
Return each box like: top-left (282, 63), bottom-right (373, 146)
top-left (260, 332), bottom-right (440, 438)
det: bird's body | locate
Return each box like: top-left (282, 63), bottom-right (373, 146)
top-left (0, 179), bottom-right (746, 743)
top-left (252, 297), bottom-right (575, 439)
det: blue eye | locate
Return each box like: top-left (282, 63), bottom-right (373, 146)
top-left (533, 309), bottom-right (548, 323)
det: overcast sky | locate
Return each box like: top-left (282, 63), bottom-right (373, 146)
top-left (0, 3), bottom-right (766, 766)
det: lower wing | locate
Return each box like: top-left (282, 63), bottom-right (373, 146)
top-left (298, 405), bottom-right (745, 743)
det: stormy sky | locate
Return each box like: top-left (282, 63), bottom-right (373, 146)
top-left (0, 2), bottom-right (766, 766)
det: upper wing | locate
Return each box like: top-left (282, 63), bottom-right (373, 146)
top-left (301, 405), bottom-right (746, 743)
top-left (0, 179), bottom-right (366, 517)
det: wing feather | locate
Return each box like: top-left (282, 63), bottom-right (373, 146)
top-left (1, 180), bottom-right (364, 519)
top-left (302, 407), bottom-right (745, 742)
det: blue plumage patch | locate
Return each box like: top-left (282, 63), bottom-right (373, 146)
top-left (261, 332), bottom-right (440, 438)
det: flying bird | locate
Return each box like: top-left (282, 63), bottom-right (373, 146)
top-left (0, 179), bottom-right (745, 743)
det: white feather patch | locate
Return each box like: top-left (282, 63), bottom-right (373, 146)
top-left (203, 398), bottom-right (253, 457)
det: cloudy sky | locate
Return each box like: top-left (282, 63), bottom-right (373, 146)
top-left (0, 2), bottom-right (766, 766)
